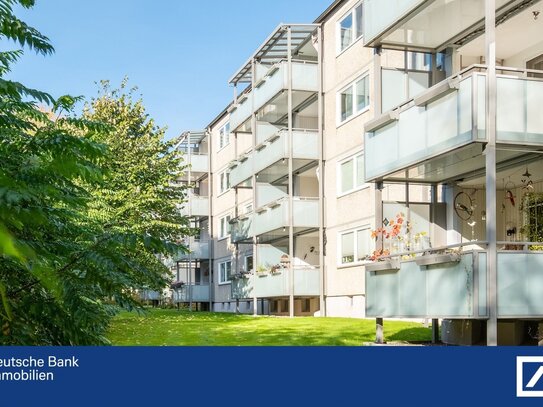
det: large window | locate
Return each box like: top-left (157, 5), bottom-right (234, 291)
top-left (219, 170), bottom-right (230, 194)
top-left (339, 227), bottom-right (372, 265)
top-left (219, 261), bottom-right (232, 284)
top-left (338, 74), bottom-right (369, 123)
top-left (219, 122), bottom-right (230, 150)
top-left (339, 153), bottom-right (366, 195)
top-left (219, 214), bottom-right (232, 239)
top-left (338, 3), bottom-right (363, 53)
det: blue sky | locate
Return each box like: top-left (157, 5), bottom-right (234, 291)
top-left (10, 0), bottom-right (332, 139)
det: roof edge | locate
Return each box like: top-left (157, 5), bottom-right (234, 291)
top-left (314, 0), bottom-right (346, 23)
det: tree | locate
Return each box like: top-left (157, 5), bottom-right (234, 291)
top-left (0, 0), bottom-right (189, 345)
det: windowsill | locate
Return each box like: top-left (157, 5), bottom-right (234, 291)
top-left (218, 281), bottom-right (232, 286)
top-left (337, 106), bottom-right (370, 129)
top-left (337, 184), bottom-right (371, 199)
top-left (336, 35), bottom-right (364, 59)
top-left (218, 236), bottom-right (230, 242)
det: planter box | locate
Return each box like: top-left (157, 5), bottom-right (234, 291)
top-left (365, 259), bottom-right (400, 272)
top-left (414, 253), bottom-right (461, 267)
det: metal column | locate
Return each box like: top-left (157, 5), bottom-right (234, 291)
top-left (251, 58), bottom-right (259, 317)
top-left (485, 0), bottom-right (498, 346)
top-left (287, 27), bottom-right (295, 318)
top-left (373, 46), bottom-right (384, 343)
top-left (317, 25), bottom-right (326, 317)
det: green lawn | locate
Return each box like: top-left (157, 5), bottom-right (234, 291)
top-left (107, 309), bottom-right (432, 346)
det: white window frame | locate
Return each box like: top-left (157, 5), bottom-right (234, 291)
top-left (219, 214), bottom-right (232, 240)
top-left (219, 170), bottom-right (231, 195)
top-left (337, 152), bottom-right (369, 197)
top-left (336, 2), bottom-right (364, 55)
top-left (338, 226), bottom-right (373, 266)
top-left (218, 122), bottom-right (230, 151)
top-left (337, 73), bottom-right (370, 125)
top-left (218, 260), bottom-right (232, 285)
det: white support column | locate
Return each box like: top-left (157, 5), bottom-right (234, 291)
top-left (287, 26), bottom-right (295, 318)
top-left (317, 25), bottom-right (326, 317)
top-left (251, 58), bottom-right (259, 317)
top-left (207, 128), bottom-right (213, 311)
top-left (373, 47), bottom-right (384, 343)
top-left (485, 0), bottom-right (498, 346)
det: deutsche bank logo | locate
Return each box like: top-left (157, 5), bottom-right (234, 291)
top-left (517, 357), bottom-right (543, 397)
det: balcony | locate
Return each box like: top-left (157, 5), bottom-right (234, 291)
top-left (366, 243), bottom-right (543, 319)
top-left (229, 129), bottom-right (319, 187)
top-left (364, 66), bottom-right (543, 183)
top-left (253, 198), bottom-right (319, 241)
top-left (177, 239), bottom-right (210, 261)
top-left (139, 290), bottom-right (161, 301)
top-left (363, 0), bottom-right (521, 50)
top-left (185, 153), bottom-right (209, 174)
top-left (231, 275), bottom-right (253, 299)
top-left (180, 196), bottom-right (209, 218)
top-left (173, 285), bottom-right (210, 303)
top-left (230, 215), bottom-right (253, 244)
top-left (253, 267), bottom-right (320, 298)
top-left (229, 61), bottom-right (319, 132)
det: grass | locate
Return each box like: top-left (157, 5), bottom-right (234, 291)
top-left (107, 309), bottom-right (432, 346)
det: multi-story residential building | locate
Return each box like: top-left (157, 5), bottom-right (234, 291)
top-left (361, 0), bottom-right (543, 345)
top-left (172, 0), bottom-right (543, 345)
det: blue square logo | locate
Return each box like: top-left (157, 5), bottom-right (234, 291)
top-left (517, 356), bottom-right (543, 397)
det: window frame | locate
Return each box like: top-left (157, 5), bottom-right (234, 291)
top-left (336, 2), bottom-right (364, 55)
top-left (218, 122), bottom-right (230, 151)
top-left (219, 214), bottom-right (232, 240)
top-left (218, 260), bottom-right (232, 285)
top-left (338, 226), bottom-right (373, 267)
top-left (337, 152), bottom-right (369, 197)
top-left (218, 169), bottom-right (231, 195)
top-left (337, 73), bottom-right (370, 125)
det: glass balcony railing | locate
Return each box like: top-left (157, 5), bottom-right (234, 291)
top-left (365, 66), bottom-right (543, 182)
top-left (253, 198), bottom-right (319, 236)
top-left (254, 267), bottom-right (320, 298)
top-left (177, 238), bottom-right (210, 261)
top-left (230, 92), bottom-right (253, 132)
top-left (180, 196), bottom-right (209, 217)
top-left (186, 154), bottom-right (209, 174)
top-left (366, 242), bottom-right (543, 319)
top-left (229, 129), bottom-right (319, 188)
top-left (231, 276), bottom-right (253, 299)
top-left (173, 285), bottom-right (210, 302)
top-left (229, 61), bottom-right (319, 132)
top-left (230, 215), bottom-right (253, 244)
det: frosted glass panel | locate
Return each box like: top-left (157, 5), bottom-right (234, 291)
top-left (527, 81), bottom-right (543, 136)
top-left (407, 71), bottom-right (430, 99)
top-left (382, 69), bottom-right (406, 112)
top-left (427, 91), bottom-right (457, 147)
top-left (497, 77), bottom-right (524, 136)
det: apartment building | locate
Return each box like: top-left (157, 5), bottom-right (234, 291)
top-left (172, 0), bottom-right (543, 345)
top-left (362, 0), bottom-right (543, 345)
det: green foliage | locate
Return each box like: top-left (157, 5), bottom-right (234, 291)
top-left (0, 3), bottom-right (190, 345)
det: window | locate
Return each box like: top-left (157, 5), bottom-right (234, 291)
top-left (219, 261), bottom-right (232, 284)
top-left (338, 3), bottom-right (363, 53)
top-left (338, 74), bottom-right (369, 123)
top-left (339, 227), bottom-right (372, 265)
top-left (219, 122), bottom-right (230, 150)
top-left (339, 153), bottom-right (366, 195)
top-left (219, 170), bottom-right (230, 194)
top-left (244, 255), bottom-right (253, 273)
top-left (219, 215), bottom-right (232, 239)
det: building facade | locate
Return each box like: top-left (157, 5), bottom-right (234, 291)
top-left (170, 0), bottom-right (543, 345)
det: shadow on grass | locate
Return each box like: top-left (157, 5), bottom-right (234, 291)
top-left (386, 327), bottom-right (432, 343)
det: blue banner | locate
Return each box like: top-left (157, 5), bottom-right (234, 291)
top-left (1, 347), bottom-right (543, 406)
